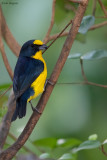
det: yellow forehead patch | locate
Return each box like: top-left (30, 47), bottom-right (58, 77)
top-left (33, 40), bottom-right (43, 45)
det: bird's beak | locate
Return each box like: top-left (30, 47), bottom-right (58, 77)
top-left (39, 44), bottom-right (48, 50)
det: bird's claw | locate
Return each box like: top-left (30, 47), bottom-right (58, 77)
top-left (45, 79), bottom-right (54, 87)
top-left (32, 107), bottom-right (42, 114)
top-left (29, 101), bottom-right (41, 114)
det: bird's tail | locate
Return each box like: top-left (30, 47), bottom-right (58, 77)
top-left (11, 98), bottom-right (27, 121)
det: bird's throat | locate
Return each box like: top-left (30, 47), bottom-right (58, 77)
top-left (31, 50), bottom-right (43, 61)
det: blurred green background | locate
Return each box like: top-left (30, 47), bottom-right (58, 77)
top-left (0, 0), bottom-right (107, 159)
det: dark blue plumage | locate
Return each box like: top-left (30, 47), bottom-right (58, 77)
top-left (20, 40), bottom-right (36, 57)
top-left (12, 40), bottom-right (47, 121)
top-left (13, 57), bottom-right (44, 99)
top-left (12, 57), bottom-right (44, 121)
top-left (12, 88), bottom-right (34, 121)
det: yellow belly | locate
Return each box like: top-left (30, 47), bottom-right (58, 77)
top-left (27, 50), bottom-right (47, 102)
top-left (27, 69), bottom-right (47, 102)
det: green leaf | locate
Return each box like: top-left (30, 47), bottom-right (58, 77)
top-left (59, 153), bottom-right (76, 160)
top-left (51, 138), bottom-right (81, 159)
top-left (33, 137), bottom-right (57, 149)
top-left (88, 134), bottom-right (98, 141)
top-left (73, 140), bottom-right (101, 153)
top-left (81, 50), bottom-right (107, 60)
top-left (57, 138), bottom-right (81, 148)
top-left (34, 137), bottom-right (81, 149)
top-left (102, 139), bottom-right (107, 145)
top-left (51, 147), bottom-right (70, 159)
top-left (78, 15), bottom-right (95, 34)
top-left (39, 153), bottom-right (51, 159)
top-left (68, 53), bottom-right (82, 59)
top-left (33, 137), bottom-right (81, 159)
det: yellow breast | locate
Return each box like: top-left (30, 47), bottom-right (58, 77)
top-left (27, 51), bottom-right (47, 102)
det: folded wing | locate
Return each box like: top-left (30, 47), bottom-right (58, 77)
top-left (13, 57), bottom-right (44, 99)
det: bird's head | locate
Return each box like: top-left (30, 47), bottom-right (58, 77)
top-left (20, 40), bottom-right (48, 57)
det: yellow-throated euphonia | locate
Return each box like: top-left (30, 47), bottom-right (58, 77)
top-left (12, 40), bottom-right (47, 121)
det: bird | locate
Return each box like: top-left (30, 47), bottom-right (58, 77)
top-left (12, 40), bottom-right (48, 121)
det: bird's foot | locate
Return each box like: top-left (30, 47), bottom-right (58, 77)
top-left (29, 101), bottom-right (41, 114)
top-left (32, 107), bottom-right (42, 115)
top-left (47, 79), bottom-right (54, 85)
top-left (45, 79), bottom-right (54, 88)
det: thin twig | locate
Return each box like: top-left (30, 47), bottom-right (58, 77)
top-left (0, 85), bottom-right (12, 99)
top-left (8, 132), bottom-right (35, 154)
top-left (44, 20), bottom-right (72, 52)
top-left (43, 0), bottom-right (56, 43)
top-left (45, 21), bottom-right (107, 43)
top-left (43, 20), bottom-right (72, 54)
top-left (57, 81), bottom-right (107, 88)
top-left (92, 0), bottom-right (97, 16)
top-left (98, 0), bottom-right (107, 17)
top-left (47, 31), bottom-right (69, 43)
top-left (86, 81), bottom-right (107, 88)
top-left (101, 145), bottom-right (107, 157)
top-left (95, 16), bottom-right (107, 18)
top-left (80, 59), bottom-right (88, 81)
top-left (89, 21), bottom-right (107, 30)
top-left (0, 0), bottom-right (89, 159)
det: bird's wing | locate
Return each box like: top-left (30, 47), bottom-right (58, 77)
top-left (13, 57), bottom-right (44, 99)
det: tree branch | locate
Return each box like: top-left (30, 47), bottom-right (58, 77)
top-left (0, 1), bottom-right (71, 151)
top-left (92, 0), bottom-right (97, 16)
top-left (79, 58), bottom-right (107, 88)
top-left (0, 0), bottom-right (89, 159)
top-left (8, 132), bottom-right (35, 154)
top-left (43, 0), bottom-right (56, 43)
top-left (101, 145), bottom-right (107, 157)
top-left (95, 16), bottom-right (107, 18)
top-left (98, 0), bottom-right (107, 17)
top-left (46, 21), bottom-right (107, 42)
top-left (0, 6), bottom-right (21, 57)
top-left (0, 90), bottom-right (16, 151)
top-left (47, 31), bottom-right (69, 43)
top-left (44, 20), bottom-right (72, 51)
top-left (0, 6), bottom-right (20, 151)
top-left (80, 59), bottom-right (88, 81)
top-left (57, 81), bottom-right (107, 88)
top-left (89, 21), bottom-right (107, 30)
top-left (85, 81), bottom-right (107, 88)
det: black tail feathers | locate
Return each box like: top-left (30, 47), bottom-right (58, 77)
top-left (11, 98), bottom-right (27, 121)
